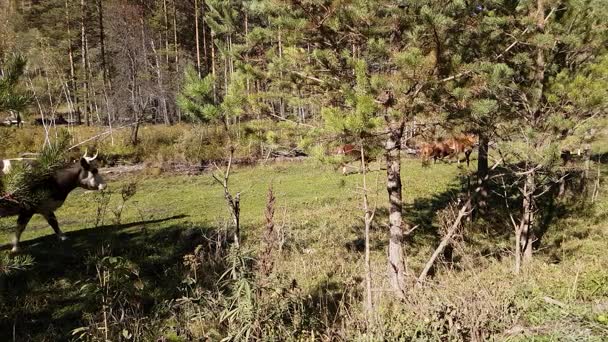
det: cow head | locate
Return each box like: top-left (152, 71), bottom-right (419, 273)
top-left (79, 149), bottom-right (107, 190)
top-left (462, 134), bottom-right (478, 146)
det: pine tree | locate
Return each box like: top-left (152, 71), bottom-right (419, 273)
top-left (463, 0), bottom-right (608, 272)
top-left (0, 55), bottom-right (29, 113)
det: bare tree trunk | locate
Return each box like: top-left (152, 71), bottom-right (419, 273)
top-left (224, 36), bottom-right (229, 99)
top-left (65, 0), bottom-right (79, 122)
top-left (162, 0), bottom-right (169, 65)
top-left (211, 30), bottom-right (217, 103)
top-left (151, 39), bottom-right (170, 125)
top-left (531, 0), bottom-right (545, 119)
top-left (360, 140), bottom-right (375, 322)
top-left (171, 0), bottom-right (180, 122)
top-left (96, 0), bottom-right (108, 88)
top-left (521, 171), bottom-right (536, 263)
top-left (26, 77), bottom-right (51, 147)
top-left (473, 133), bottom-right (490, 219)
top-left (417, 198), bottom-right (472, 286)
top-left (80, 0), bottom-right (89, 126)
top-left (171, 0), bottom-right (179, 71)
top-left (244, 12), bottom-right (250, 93)
top-left (514, 222), bottom-right (522, 274)
top-left (128, 51), bottom-right (140, 145)
top-left (592, 161), bottom-right (601, 203)
top-left (212, 147), bottom-right (241, 248)
top-left (516, 0), bottom-right (545, 271)
top-left (385, 118), bottom-right (407, 299)
top-left (478, 133), bottom-right (489, 180)
top-left (201, 0), bottom-right (208, 70)
top-left (278, 28), bottom-right (285, 118)
top-left (194, 0), bottom-right (201, 77)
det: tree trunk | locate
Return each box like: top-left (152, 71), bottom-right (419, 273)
top-left (211, 30), bottom-right (217, 103)
top-left (360, 140), bottom-right (374, 321)
top-left (531, 0), bottom-right (545, 120)
top-left (417, 198), bottom-right (472, 285)
top-left (474, 133), bottom-right (490, 216)
top-left (514, 223), bottom-right (522, 274)
top-left (171, 0), bottom-right (179, 71)
top-left (245, 12), bottom-right (250, 93)
top-left (65, 0), bottom-right (79, 122)
top-left (131, 120), bottom-right (140, 146)
top-left (194, 0), bottom-right (201, 77)
top-left (96, 0), bottom-right (108, 88)
top-left (477, 134), bottom-right (489, 179)
top-left (201, 0), bottom-right (208, 70)
top-left (151, 39), bottom-right (170, 125)
top-left (385, 119), bottom-right (407, 299)
top-left (521, 171), bottom-right (536, 264)
top-left (80, 0), bottom-right (89, 126)
top-left (162, 0), bottom-right (169, 65)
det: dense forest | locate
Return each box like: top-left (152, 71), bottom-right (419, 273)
top-left (1, 0), bottom-right (608, 340)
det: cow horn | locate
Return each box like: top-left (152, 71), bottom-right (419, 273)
top-left (83, 148), bottom-right (98, 163)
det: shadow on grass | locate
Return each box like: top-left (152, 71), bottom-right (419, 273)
top-left (0, 214), bottom-right (230, 341)
top-left (344, 178), bottom-right (465, 254)
top-left (345, 164), bottom-right (598, 279)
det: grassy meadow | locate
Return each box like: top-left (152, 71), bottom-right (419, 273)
top-left (0, 153), bottom-right (607, 340)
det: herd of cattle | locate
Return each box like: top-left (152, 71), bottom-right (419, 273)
top-left (335, 133), bottom-right (479, 174)
top-left (0, 132), bottom-right (585, 252)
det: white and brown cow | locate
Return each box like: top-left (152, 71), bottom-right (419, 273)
top-left (1, 150), bottom-right (107, 252)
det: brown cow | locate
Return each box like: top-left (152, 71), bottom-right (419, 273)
top-left (335, 144), bottom-right (365, 175)
top-left (419, 134), bottom-right (477, 166)
top-left (446, 134), bottom-right (477, 166)
top-left (419, 142), bottom-right (435, 164)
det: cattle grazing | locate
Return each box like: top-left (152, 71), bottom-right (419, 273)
top-left (419, 134), bottom-right (477, 166)
top-left (419, 142), bottom-right (435, 164)
top-left (446, 134), bottom-right (477, 166)
top-left (33, 114), bottom-right (70, 126)
top-left (2, 150), bottom-right (107, 252)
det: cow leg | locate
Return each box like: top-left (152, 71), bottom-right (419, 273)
top-left (465, 149), bottom-right (472, 167)
top-left (12, 211), bottom-right (34, 253)
top-left (43, 212), bottom-right (67, 241)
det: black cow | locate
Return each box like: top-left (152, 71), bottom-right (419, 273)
top-left (1, 150), bottom-right (107, 252)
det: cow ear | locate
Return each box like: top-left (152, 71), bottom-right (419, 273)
top-left (80, 157), bottom-right (91, 170)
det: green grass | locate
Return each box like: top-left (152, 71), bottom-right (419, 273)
top-left (0, 158), bottom-right (461, 249)
top-left (1, 157), bottom-right (607, 340)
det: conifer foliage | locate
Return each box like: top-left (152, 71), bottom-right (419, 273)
top-left (0, 131), bottom-right (71, 217)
